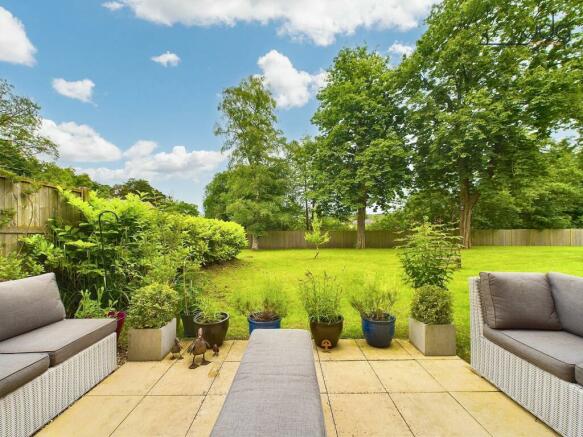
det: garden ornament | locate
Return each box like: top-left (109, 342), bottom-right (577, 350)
top-left (170, 338), bottom-right (183, 360)
top-left (188, 328), bottom-right (211, 369)
top-left (321, 339), bottom-right (332, 352)
top-left (213, 344), bottom-right (219, 356)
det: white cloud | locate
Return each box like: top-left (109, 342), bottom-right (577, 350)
top-left (388, 42), bottom-right (414, 59)
top-left (151, 51), bottom-right (181, 67)
top-left (257, 50), bottom-right (327, 109)
top-left (119, 0), bottom-right (437, 46)
top-left (102, 1), bottom-right (125, 11)
top-left (0, 7), bottom-right (36, 66)
top-left (52, 78), bottom-right (95, 103)
top-left (81, 141), bottom-right (226, 182)
top-left (40, 119), bottom-right (122, 162)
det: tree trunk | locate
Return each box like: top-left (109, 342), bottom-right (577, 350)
top-left (304, 198), bottom-right (311, 231)
top-left (250, 233), bottom-right (259, 250)
top-left (459, 180), bottom-right (480, 249)
top-left (356, 207), bottom-right (366, 249)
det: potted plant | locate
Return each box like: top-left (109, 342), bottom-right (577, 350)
top-left (299, 271), bottom-right (343, 349)
top-left (398, 221), bottom-right (459, 355)
top-left (75, 288), bottom-right (126, 338)
top-left (232, 281), bottom-right (289, 334)
top-left (350, 279), bottom-right (398, 348)
top-left (127, 283), bottom-right (179, 361)
top-left (178, 268), bottom-right (203, 337)
top-left (193, 297), bottom-right (229, 347)
top-left (408, 285), bottom-right (455, 355)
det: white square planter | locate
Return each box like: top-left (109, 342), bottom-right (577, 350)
top-left (408, 317), bottom-right (456, 356)
top-left (128, 318), bottom-right (176, 361)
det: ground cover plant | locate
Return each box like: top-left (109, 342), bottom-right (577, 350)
top-left (206, 247), bottom-right (583, 360)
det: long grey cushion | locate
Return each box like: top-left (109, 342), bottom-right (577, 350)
top-left (479, 272), bottom-right (561, 330)
top-left (576, 363), bottom-right (583, 386)
top-left (0, 273), bottom-right (66, 341)
top-left (484, 325), bottom-right (583, 382)
top-left (211, 329), bottom-right (325, 437)
top-left (0, 353), bottom-right (49, 397)
top-left (0, 319), bottom-right (116, 366)
top-left (548, 272), bottom-right (583, 337)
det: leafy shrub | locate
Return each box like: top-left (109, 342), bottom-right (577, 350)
top-left (304, 213), bottom-right (330, 258)
top-left (350, 278), bottom-right (398, 321)
top-left (398, 221), bottom-right (461, 289)
top-left (127, 283), bottom-right (179, 329)
top-left (194, 296), bottom-right (227, 324)
top-left (299, 271), bottom-right (342, 324)
top-left (0, 253), bottom-right (42, 282)
top-left (75, 288), bottom-right (116, 318)
top-left (232, 281), bottom-right (289, 321)
top-left (410, 285), bottom-right (453, 325)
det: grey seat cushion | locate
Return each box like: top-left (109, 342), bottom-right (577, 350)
top-left (0, 319), bottom-right (116, 366)
top-left (576, 364), bottom-right (583, 386)
top-left (0, 273), bottom-right (66, 341)
top-left (484, 325), bottom-right (583, 382)
top-left (548, 272), bottom-right (583, 337)
top-left (211, 329), bottom-right (325, 437)
top-left (0, 353), bottom-right (49, 397)
top-left (479, 272), bottom-right (561, 330)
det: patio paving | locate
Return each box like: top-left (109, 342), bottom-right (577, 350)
top-left (38, 338), bottom-right (556, 437)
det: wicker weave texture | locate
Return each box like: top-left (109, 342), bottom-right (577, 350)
top-left (0, 333), bottom-right (116, 437)
top-left (470, 278), bottom-right (583, 437)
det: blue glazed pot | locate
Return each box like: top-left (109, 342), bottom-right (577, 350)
top-left (361, 315), bottom-right (396, 348)
top-left (248, 316), bottom-right (281, 334)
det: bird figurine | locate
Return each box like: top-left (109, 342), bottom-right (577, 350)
top-left (170, 338), bottom-right (183, 360)
top-left (212, 344), bottom-right (219, 357)
top-left (187, 328), bottom-right (211, 369)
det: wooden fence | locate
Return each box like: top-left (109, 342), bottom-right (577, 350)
top-left (252, 229), bottom-right (583, 249)
top-left (0, 176), bottom-right (85, 255)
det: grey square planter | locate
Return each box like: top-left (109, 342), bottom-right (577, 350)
top-left (408, 317), bottom-right (456, 356)
top-left (128, 318), bottom-right (176, 361)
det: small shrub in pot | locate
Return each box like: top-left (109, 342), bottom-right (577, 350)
top-left (193, 297), bottom-right (229, 347)
top-left (410, 285), bottom-right (452, 325)
top-left (299, 271), bottom-right (343, 349)
top-left (232, 281), bottom-right (289, 334)
top-left (350, 279), bottom-right (398, 348)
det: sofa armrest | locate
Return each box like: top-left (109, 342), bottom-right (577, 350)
top-left (469, 277), bottom-right (485, 339)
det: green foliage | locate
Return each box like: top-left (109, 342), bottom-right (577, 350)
top-left (195, 296), bottom-right (226, 324)
top-left (127, 283), bottom-right (179, 329)
top-left (399, 221), bottom-right (461, 289)
top-left (0, 209), bottom-right (15, 228)
top-left (74, 288), bottom-right (116, 319)
top-left (0, 253), bottom-right (42, 282)
top-left (299, 271), bottom-right (342, 323)
top-left (349, 278), bottom-right (398, 321)
top-left (304, 213), bottom-right (330, 258)
top-left (410, 285), bottom-right (453, 325)
top-left (232, 280), bottom-right (289, 321)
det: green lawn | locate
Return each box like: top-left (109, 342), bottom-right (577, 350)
top-left (204, 247), bottom-right (583, 361)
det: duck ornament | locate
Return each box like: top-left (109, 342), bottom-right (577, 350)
top-left (187, 328), bottom-right (211, 369)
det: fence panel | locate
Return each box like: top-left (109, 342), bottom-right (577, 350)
top-left (0, 176), bottom-right (83, 255)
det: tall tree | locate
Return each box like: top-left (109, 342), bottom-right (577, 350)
top-left (286, 137), bottom-right (318, 230)
top-left (214, 76), bottom-right (291, 248)
top-left (312, 47), bottom-right (409, 248)
top-left (401, 0), bottom-right (582, 247)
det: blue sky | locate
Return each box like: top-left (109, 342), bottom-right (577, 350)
top-left (0, 0), bottom-right (433, 209)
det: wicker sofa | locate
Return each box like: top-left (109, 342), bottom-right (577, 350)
top-left (470, 272), bottom-right (583, 437)
top-left (0, 273), bottom-right (117, 437)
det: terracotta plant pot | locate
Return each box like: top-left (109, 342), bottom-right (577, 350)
top-left (310, 316), bottom-right (343, 349)
top-left (193, 312), bottom-right (230, 347)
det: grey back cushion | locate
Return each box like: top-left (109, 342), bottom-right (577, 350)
top-left (479, 272), bottom-right (561, 330)
top-left (0, 273), bottom-right (65, 341)
top-left (548, 272), bottom-right (583, 337)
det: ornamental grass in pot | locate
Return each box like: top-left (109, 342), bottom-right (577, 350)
top-left (299, 271), bottom-right (343, 349)
top-left (127, 283), bottom-right (179, 361)
top-left (232, 281), bottom-right (289, 334)
top-left (193, 297), bottom-right (229, 347)
top-left (350, 279), bottom-right (398, 348)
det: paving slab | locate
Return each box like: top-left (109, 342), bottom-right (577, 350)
top-left (225, 340), bottom-right (248, 361)
top-left (149, 355), bottom-right (216, 395)
top-left (38, 396), bottom-right (142, 437)
top-left (419, 359), bottom-right (498, 392)
top-left (315, 362), bottom-right (326, 393)
top-left (208, 361), bottom-right (240, 395)
top-left (356, 339), bottom-right (412, 360)
top-left (396, 339), bottom-right (458, 359)
top-left (321, 361), bottom-right (384, 394)
top-left (112, 395), bottom-right (202, 437)
top-left (451, 391), bottom-right (558, 436)
top-left (318, 339), bottom-right (365, 361)
top-left (391, 392), bottom-right (489, 437)
top-left (88, 361), bottom-right (173, 396)
top-left (186, 395), bottom-right (226, 437)
top-left (329, 393), bottom-right (412, 436)
top-left (321, 394), bottom-right (337, 437)
top-left (371, 360), bottom-right (445, 393)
